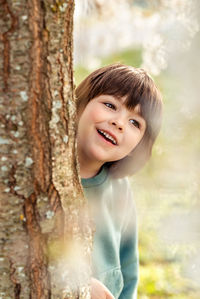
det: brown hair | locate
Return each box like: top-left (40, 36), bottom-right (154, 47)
top-left (75, 63), bottom-right (163, 177)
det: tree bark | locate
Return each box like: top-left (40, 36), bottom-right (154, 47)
top-left (0, 0), bottom-right (93, 298)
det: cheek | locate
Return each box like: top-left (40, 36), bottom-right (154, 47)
top-left (78, 110), bottom-right (102, 133)
top-left (88, 108), bottom-right (105, 123)
top-left (125, 131), bottom-right (143, 151)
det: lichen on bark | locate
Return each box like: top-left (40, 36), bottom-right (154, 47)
top-left (0, 0), bottom-right (93, 298)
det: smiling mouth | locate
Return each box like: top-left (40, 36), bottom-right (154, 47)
top-left (97, 129), bottom-right (117, 145)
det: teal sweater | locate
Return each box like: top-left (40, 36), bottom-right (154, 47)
top-left (82, 166), bottom-right (139, 299)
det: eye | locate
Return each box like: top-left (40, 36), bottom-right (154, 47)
top-left (130, 119), bottom-right (140, 128)
top-left (104, 102), bottom-right (116, 110)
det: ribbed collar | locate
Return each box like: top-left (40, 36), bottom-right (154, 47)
top-left (81, 166), bottom-right (109, 188)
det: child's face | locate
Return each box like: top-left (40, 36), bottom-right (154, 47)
top-left (77, 95), bottom-right (146, 169)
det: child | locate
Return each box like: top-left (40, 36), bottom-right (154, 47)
top-left (76, 64), bottom-right (162, 299)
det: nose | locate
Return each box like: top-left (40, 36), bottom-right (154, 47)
top-left (110, 119), bottom-right (124, 131)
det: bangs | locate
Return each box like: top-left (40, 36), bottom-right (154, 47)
top-left (88, 65), bottom-right (143, 107)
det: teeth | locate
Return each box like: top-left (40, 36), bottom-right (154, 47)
top-left (99, 130), bottom-right (117, 145)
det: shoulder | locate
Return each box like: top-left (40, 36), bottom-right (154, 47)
top-left (109, 173), bottom-right (135, 208)
top-left (109, 170), bottom-right (130, 189)
top-left (108, 173), bottom-right (137, 229)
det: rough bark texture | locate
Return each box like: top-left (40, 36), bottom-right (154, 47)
top-left (0, 0), bottom-right (93, 298)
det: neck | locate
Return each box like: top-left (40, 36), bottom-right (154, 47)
top-left (78, 156), bottom-right (104, 179)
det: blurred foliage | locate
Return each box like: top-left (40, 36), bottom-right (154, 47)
top-left (74, 48), bottom-right (142, 86)
top-left (74, 47), bottom-right (200, 298)
top-left (101, 48), bottom-right (142, 70)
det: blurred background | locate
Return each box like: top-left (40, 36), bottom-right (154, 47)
top-left (74, 1), bottom-right (200, 298)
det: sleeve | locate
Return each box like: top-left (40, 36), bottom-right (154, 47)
top-left (119, 181), bottom-right (139, 299)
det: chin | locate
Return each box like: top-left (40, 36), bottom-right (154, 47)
top-left (89, 146), bottom-right (123, 164)
top-left (89, 149), bottom-right (109, 164)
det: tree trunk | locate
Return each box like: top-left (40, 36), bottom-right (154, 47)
top-left (0, 0), bottom-right (93, 298)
